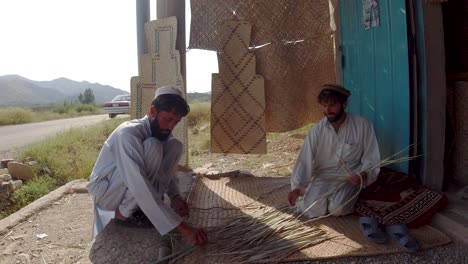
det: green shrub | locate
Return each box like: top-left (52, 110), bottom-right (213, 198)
top-left (14, 176), bottom-right (56, 208)
top-left (52, 104), bottom-right (70, 114)
top-left (73, 104), bottom-right (100, 114)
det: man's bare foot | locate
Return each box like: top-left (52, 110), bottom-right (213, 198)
top-left (115, 208), bottom-right (127, 221)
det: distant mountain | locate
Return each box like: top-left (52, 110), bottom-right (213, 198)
top-left (0, 75), bottom-right (128, 107)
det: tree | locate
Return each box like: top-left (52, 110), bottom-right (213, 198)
top-left (78, 88), bottom-right (95, 104)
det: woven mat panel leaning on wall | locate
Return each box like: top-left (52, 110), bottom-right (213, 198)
top-left (210, 20), bottom-right (267, 154)
top-left (131, 16), bottom-right (188, 166)
top-left (190, 0), bottom-right (337, 132)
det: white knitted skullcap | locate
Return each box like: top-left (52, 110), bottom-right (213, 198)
top-left (155, 86), bottom-right (182, 98)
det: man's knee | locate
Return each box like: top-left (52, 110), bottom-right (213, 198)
top-left (143, 137), bottom-right (164, 156)
top-left (165, 137), bottom-right (183, 154)
top-left (328, 194), bottom-right (357, 216)
top-left (329, 202), bottom-right (354, 216)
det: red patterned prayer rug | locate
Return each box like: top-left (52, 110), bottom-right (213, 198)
top-left (354, 168), bottom-right (448, 228)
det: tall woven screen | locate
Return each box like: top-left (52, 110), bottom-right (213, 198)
top-left (210, 21), bottom-right (267, 154)
top-left (131, 16), bottom-right (188, 166)
top-left (190, 0), bottom-right (337, 132)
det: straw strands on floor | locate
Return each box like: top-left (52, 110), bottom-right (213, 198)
top-left (207, 206), bottom-right (330, 263)
top-left (155, 205), bottom-right (330, 264)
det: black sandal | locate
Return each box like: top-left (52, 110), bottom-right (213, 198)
top-left (115, 210), bottom-right (154, 228)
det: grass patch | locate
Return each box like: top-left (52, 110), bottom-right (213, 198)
top-left (13, 176), bottom-right (57, 208)
top-left (0, 107), bottom-right (33, 125)
top-left (187, 102), bottom-right (211, 167)
top-left (0, 117), bottom-right (128, 217)
top-left (187, 102), bottom-right (210, 129)
top-left (0, 103), bottom-right (104, 126)
top-left (18, 117), bottom-right (126, 184)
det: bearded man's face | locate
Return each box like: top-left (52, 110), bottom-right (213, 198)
top-left (150, 111), bottom-right (182, 141)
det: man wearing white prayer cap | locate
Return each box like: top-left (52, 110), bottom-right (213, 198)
top-left (288, 84), bottom-right (380, 218)
top-left (86, 86), bottom-right (207, 246)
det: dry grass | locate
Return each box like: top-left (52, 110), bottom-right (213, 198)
top-left (0, 104), bottom-right (103, 126)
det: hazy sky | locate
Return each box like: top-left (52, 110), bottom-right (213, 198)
top-left (0, 0), bottom-right (217, 93)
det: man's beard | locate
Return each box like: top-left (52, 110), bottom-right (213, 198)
top-left (150, 117), bottom-right (171, 141)
top-left (325, 106), bottom-right (345, 123)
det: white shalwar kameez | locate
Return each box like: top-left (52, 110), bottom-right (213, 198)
top-left (291, 114), bottom-right (380, 218)
top-left (86, 116), bottom-right (182, 238)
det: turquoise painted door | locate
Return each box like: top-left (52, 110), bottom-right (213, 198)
top-left (340, 0), bottom-right (410, 173)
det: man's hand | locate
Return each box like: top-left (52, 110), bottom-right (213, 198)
top-left (176, 222), bottom-right (208, 246)
top-left (347, 173), bottom-right (364, 186)
top-left (287, 189), bottom-right (302, 207)
top-left (171, 195), bottom-right (189, 217)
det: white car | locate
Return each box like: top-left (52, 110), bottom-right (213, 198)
top-left (103, 94), bottom-right (131, 118)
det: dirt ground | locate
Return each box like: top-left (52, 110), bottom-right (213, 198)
top-left (0, 191), bottom-right (93, 264)
top-left (1, 130), bottom-right (467, 264)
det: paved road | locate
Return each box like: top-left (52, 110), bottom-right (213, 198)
top-left (0, 114), bottom-right (112, 160)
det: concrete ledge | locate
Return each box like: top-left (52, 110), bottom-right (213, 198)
top-left (0, 179), bottom-right (88, 235)
top-left (431, 212), bottom-right (468, 246)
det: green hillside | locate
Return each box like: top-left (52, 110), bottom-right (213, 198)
top-left (0, 75), bottom-right (127, 107)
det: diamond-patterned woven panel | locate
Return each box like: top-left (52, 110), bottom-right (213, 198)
top-left (210, 20), bottom-right (266, 154)
top-left (255, 34), bottom-right (335, 131)
top-left (211, 74), bottom-right (266, 154)
top-left (218, 53), bottom-right (256, 85)
top-left (190, 0), bottom-right (336, 132)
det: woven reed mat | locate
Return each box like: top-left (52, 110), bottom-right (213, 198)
top-left (131, 76), bottom-right (155, 119)
top-left (210, 21), bottom-right (266, 154)
top-left (177, 176), bottom-right (451, 263)
top-left (190, 0), bottom-right (336, 132)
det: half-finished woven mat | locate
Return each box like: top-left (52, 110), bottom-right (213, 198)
top-left (190, 0), bottom-right (336, 132)
top-left (179, 176), bottom-right (451, 263)
top-left (210, 21), bottom-right (266, 154)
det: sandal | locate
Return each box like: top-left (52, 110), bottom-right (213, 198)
top-left (358, 216), bottom-right (387, 244)
top-left (386, 224), bottom-right (419, 252)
